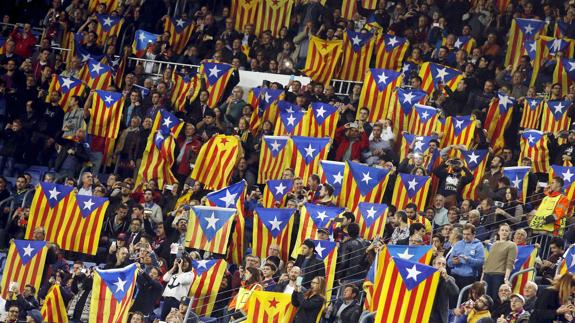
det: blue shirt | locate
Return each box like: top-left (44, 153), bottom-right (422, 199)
top-left (447, 238), bottom-right (485, 278)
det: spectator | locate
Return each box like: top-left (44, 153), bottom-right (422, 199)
top-left (522, 281), bottom-right (538, 313)
top-left (261, 262), bottom-right (277, 291)
top-left (338, 223), bottom-right (368, 281)
top-left (492, 283), bottom-right (512, 319)
top-left (0, 120), bottom-right (27, 177)
top-left (324, 284), bottom-right (361, 323)
top-left (432, 194), bottom-right (449, 227)
top-left (292, 276), bottom-right (326, 323)
top-left (333, 121), bottom-right (369, 162)
top-left (483, 224), bottom-right (517, 303)
top-left (142, 189), bottom-right (163, 224)
top-left (294, 239), bottom-right (325, 289)
top-left (5, 284), bottom-right (39, 320)
top-left (430, 256), bottom-right (460, 323)
top-left (536, 237), bottom-right (565, 283)
top-left (54, 128), bottom-right (90, 179)
top-left (275, 266), bottom-right (302, 294)
top-left (161, 255), bottom-right (195, 320)
top-left (433, 157), bottom-right (474, 207)
top-left (448, 223), bottom-right (485, 289)
top-left (131, 264), bottom-right (163, 317)
top-left (531, 272), bottom-right (575, 323)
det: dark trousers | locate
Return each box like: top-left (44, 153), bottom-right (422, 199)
top-left (451, 274), bottom-right (477, 306)
top-left (161, 296), bottom-right (181, 320)
top-left (483, 273), bottom-right (505, 304)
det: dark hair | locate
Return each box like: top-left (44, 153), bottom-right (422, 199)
top-left (498, 176), bottom-right (511, 187)
top-left (405, 203), bottom-right (417, 211)
top-left (244, 267), bottom-right (262, 285)
top-left (348, 223), bottom-right (360, 239)
top-left (550, 237), bottom-right (565, 250)
top-left (396, 211), bottom-right (408, 223)
top-left (409, 223), bottom-right (425, 235)
top-left (554, 176), bottom-right (565, 188)
top-left (463, 223), bottom-right (476, 234)
top-left (322, 183), bottom-right (334, 196)
top-left (309, 174), bottom-right (320, 183)
top-left (344, 284), bottom-right (359, 297)
top-left (342, 211), bottom-right (355, 222)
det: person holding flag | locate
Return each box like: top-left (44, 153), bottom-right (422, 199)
top-left (530, 176), bottom-right (570, 238)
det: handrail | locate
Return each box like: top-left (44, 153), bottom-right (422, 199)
top-left (358, 311), bottom-right (375, 323)
top-left (20, 189), bottom-right (35, 208)
top-left (457, 281), bottom-right (488, 308)
top-left (230, 316), bottom-right (246, 323)
top-left (509, 267), bottom-right (536, 284)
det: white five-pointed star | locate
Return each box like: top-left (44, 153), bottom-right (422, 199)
top-left (407, 178), bottom-right (418, 191)
top-left (60, 77), bottom-right (74, 89)
top-left (420, 110), bottom-right (429, 120)
top-left (454, 38), bottom-right (463, 49)
top-left (569, 252), bottom-right (575, 269)
top-left (467, 152), bottom-right (480, 164)
top-left (90, 62), bottom-right (103, 74)
top-left (286, 114), bottom-right (296, 126)
top-left (263, 92), bottom-right (272, 102)
top-left (103, 17), bottom-right (113, 26)
top-left (114, 277), bottom-right (127, 293)
top-left (304, 144), bottom-right (316, 157)
top-left (162, 117), bottom-right (173, 128)
top-left (219, 190), bottom-right (237, 208)
top-left (563, 169), bottom-right (574, 182)
top-left (208, 65), bottom-right (220, 77)
top-left (48, 187), bottom-right (60, 200)
top-left (523, 24), bottom-right (534, 34)
top-left (315, 242), bottom-right (326, 257)
top-left (435, 67), bottom-right (449, 82)
top-left (406, 265), bottom-right (421, 281)
top-left (315, 211), bottom-right (329, 222)
top-left (274, 182), bottom-right (287, 195)
top-left (83, 199), bottom-right (95, 210)
top-left (387, 36), bottom-right (398, 47)
top-left (366, 206), bottom-right (377, 219)
top-left (176, 19), bottom-right (185, 27)
top-left (527, 134), bottom-right (535, 143)
top-left (529, 41), bottom-right (537, 52)
top-left (316, 105), bottom-right (327, 118)
top-left (361, 172), bottom-right (372, 184)
top-left (553, 102), bottom-right (565, 114)
top-left (397, 248), bottom-right (414, 260)
top-left (402, 64), bottom-right (410, 73)
top-left (196, 259), bottom-right (209, 269)
top-left (81, 53), bottom-right (91, 62)
top-left (104, 95), bottom-right (114, 104)
top-left (270, 140), bottom-right (281, 151)
top-left (455, 119), bottom-right (464, 129)
top-left (23, 244), bottom-right (34, 257)
top-left (530, 99), bottom-right (538, 107)
top-left (512, 175), bottom-right (522, 188)
top-left (269, 216), bottom-right (282, 231)
top-left (204, 212), bottom-right (219, 230)
top-left (414, 140), bottom-right (424, 151)
top-left (138, 32), bottom-right (146, 42)
top-left (551, 39), bottom-right (562, 52)
top-left (377, 72), bottom-right (388, 84)
top-left (569, 62), bottom-right (575, 72)
top-left (285, 106), bottom-right (294, 113)
top-left (332, 172), bottom-right (344, 184)
top-left (499, 94), bottom-right (511, 107)
top-left (402, 92), bottom-right (415, 104)
top-left (351, 35), bottom-right (361, 46)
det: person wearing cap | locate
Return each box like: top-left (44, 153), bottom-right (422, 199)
top-left (294, 239), bottom-right (325, 289)
top-left (496, 293), bottom-right (530, 323)
top-left (317, 227), bottom-right (330, 240)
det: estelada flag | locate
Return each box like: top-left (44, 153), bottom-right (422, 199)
top-left (200, 62), bottom-right (236, 108)
top-left (387, 88), bottom-right (427, 135)
top-left (337, 29), bottom-right (374, 81)
top-left (291, 203), bottom-right (345, 258)
top-left (485, 92), bottom-right (516, 154)
top-left (41, 285), bottom-right (68, 323)
top-left (248, 87), bottom-right (284, 134)
top-left (291, 136), bottom-right (331, 181)
top-left (189, 259), bottom-right (228, 316)
top-left (505, 18), bottom-right (546, 68)
top-left (553, 57), bottom-right (575, 97)
top-left (89, 264), bottom-right (138, 323)
top-left (1, 240), bottom-right (47, 299)
top-left (231, 0), bottom-right (259, 32)
top-left (301, 36), bottom-right (343, 86)
top-left (79, 58), bottom-right (113, 90)
top-left (374, 34), bottom-right (409, 71)
top-left (520, 97), bottom-right (543, 129)
top-left (274, 101), bottom-right (309, 136)
top-left (191, 135), bottom-right (243, 190)
top-left (252, 207), bottom-right (295, 261)
top-left (309, 102), bottom-right (340, 138)
top-left (254, 0), bottom-right (294, 36)
top-left (418, 62), bottom-right (463, 96)
top-left (531, 36), bottom-right (575, 87)
top-left (163, 16), bottom-right (194, 54)
top-left (88, 0), bottom-right (119, 13)
top-left (312, 239), bottom-right (338, 300)
top-left (46, 74), bottom-right (86, 112)
top-left (185, 206), bottom-right (236, 255)
top-left (95, 14), bottom-right (123, 46)
top-left (132, 29), bottom-right (160, 58)
top-left (461, 149), bottom-right (490, 201)
top-left (320, 160), bottom-right (346, 202)
top-left (258, 136), bottom-right (292, 184)
top-left (540, 99), bottom-right (573, 133)
top-left (245, 291), bottom-right (294, 323)
top-left (519, 129), bottom-right (550, 173)
top-left (387, 245), bottom-right (434, 264)
top-left (88, 90), bottom-right (124, 139)
top-left (441, 115), bottom-right (477, 148)
top-left (550, 165), bottom-right (575, 208)
top-left (358, 68), bottom-right (402, 122)
top-left (170, 71), bottom-right (200, 112)
top-left (262, 179), bottom-right (293, 208)
top-left (559, 244), bottom-right (575, 275)
top-left (503, 166), bottom-right (531, 202)
top-left (355, 202), bottom-right (388, 240)
top-left (338, 161), bottom-right (390, 210)
top-left (511, 245), bottom-right (538, 293)
top-left (391, 173), bottom-right (431, 211)
top-left (407, 104), bottom-right (439, 136)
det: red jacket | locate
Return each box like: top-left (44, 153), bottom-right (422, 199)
top-left (10, 30), bottom-right (37, 58)
top-left (334, 125), bottom-right (369, 161)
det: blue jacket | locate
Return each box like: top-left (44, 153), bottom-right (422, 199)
top-left (447, 238), bottom-right (484, 278)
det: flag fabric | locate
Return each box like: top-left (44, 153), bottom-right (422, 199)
top-left (170, 71), bottom-right (200, 112)
top-left (391, 173), bottom-right (432, 211)
top-left (337, 30), bottom-right (374, 81)
top-left (258, 136), bottom-right (292, 183)
top-left (554, 57), bottom-right (575, 97)
top-left (245, 291), bottom-right (294, 323)
top-left (519, 130), bottom-right (550, 173)
top-left (113, 52), bottom-right (128, 89)
top-left (355, 202), bottom-right (388, 240)
top-left (560, 244), bottom-right (575, 275)
top-left (88, 90), bottom-right (124, 138)
top-left (374, 34), bottom-right (409, 71)
top-left (339, 161), bottom-right (390, 210)
top-left (79, 59), bottom-right (113, 90)
top-left (231, 0), bottom-right (258, 32)
top-left (88, 0), bottom-right (119, 13)
top-left (95, 14), bottom-right (123, 46)
top-left (407, 104), bottom-right (439, 136)
top-left (505, 18), bottom-right (547, 68)
top-left (136, 110), bottom-right (184, 188)
top-left (262, 179), bottom-right (293, 208)
top-left (46, 75), bottom-right (86, 112)
top-left (550, 165), bottom-right (575, 206)
top-left (441, 115), bottom-right (477, 148)
top-left (185, 206), bottom-right (236, 254)
top-left (418, 62), bottom-right (464, 95)
top-left (291, 136), bottom-right (331, 182)
top-left (511, 245), bottom-right (538, 293)
top-left (308, 102), bottom-right (340, 138)
top-left (485, 93), bottom-right (516, 153)
top-left (540, 99), bottom-right (573, 133)
top-left (252, 208), bottom-right (295, 261)
top-left (41, 285), bottom-right (68, 323)
top-left (520, 97), bottom-right (543, 129)
top-left (320, 160), bottom-right (346, 201)
top-left (388, 88), bottom-right (427, 135)
top-left (340, 0), bottom-right (358, 20)
top-left (200, 62), bottom-right (236, 108)
top-left (387, 245), bottom-right (433, 264)
top-left (72, 34), bottom-right (104, 64)
top-left (358, 68), bottom-right (402, 122)
top-left (189, 259), bottom-right (228, 316)
top-left (452, 35), bottom-right (477, 54)
top-left (461, 149), bottom-right (490, 201)
top-left (191, 135), bottom-right (242, 190)
top-left (301, 36), bottom-right (343, 86)
top-left (163, 17), bottom-right (194, 54)
top-left (274, 101), bottom-right (309, 136)
top-left (503, 166), bottom-right (531, 202)
top-left (254, 0), bottom-right (294, 36)
top-left (1, 240), bottom-right (47, 299)
top-left (248, 88), bottom-right (284, 134)
top-left (530, 36), bottom-right (575, 87)
top-left (89, 264), bottom-right (138, 323)
top-left (132, 29), bottom-right (160, 58)
top-left (292, 204), bottom-right (345, 258)
top-left (312, 240), bottom-right (338, 300)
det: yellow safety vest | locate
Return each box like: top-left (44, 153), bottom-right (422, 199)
top-left (530, 194), bottom-right (566, 235)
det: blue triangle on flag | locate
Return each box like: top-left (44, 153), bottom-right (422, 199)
top-left (393, 256), bottom-right (438, 290)
top-left (305, 203), bottom-right (345, 229)
top-left (547, 100), bottom-right (571, 121)
top-left (562, 58), bottom-right (575, 80)
top-left (193, 206), bottom-right (236, 241)
top-left (267, 179), bottom-right (293, 201)
top-left (96, 14), bottom-right (122, 32)
top-left (497, 93), bottom-right (516, 114)
top-left (552, 165), bottom-right (575, 189)
top-left (396, 88), bottom-right (426, 114)
top-left (192, 259), bottom-right (218, 276)
top-left (263, 136), bottom-right (289, 157)
top-left (366, 260), bottom-right (376, 283)
top-left (414, 104), bottom-right (437, 122)
top-left (522, 130), bottom-right (544, 148)
top-left (154, 132), bottom-right (166, 150)
top-left (347, 30), bottom-right (373, 52)
top-left (258, 89), bottom-right (284, 111)
top-left (358, 202), bottom-right (388, 228)
top-left (172, 17), bottom-right (192, 33)
top-left (512, 245), bottom-right (536, 273)
top-left (312, 240), bottom-right (337, 260)
top-left (320, 161), bottom-right (345, 196)
top-left (203, 62), bottom-right (233, 86)
top-left (461, 150), bottom-right (488, 171)
top-left (95, 90), bottom-right (122, 108)
top-left (40, 182), bottom-right (74, 208)
top-left (87, 59), bottom-right (112, 78)
top-left (158, 110), bottom-right (181, 136)
top-left (370, 68), bottom-right (401, 92)
top-left (279, 106), bottom-right (305, 133)
top-left (14, 240), bottom-right (46, 265)
top-left (384, 34), bottom-right (405, 51)
top-left (256, 208), bottom-right (295, 238)
top-left (503, 167), bottom-right (531, 192)
top-left (292, 137), bottom-right (330, 164)
top-left (515, 18), bottom-right (545, 39)
top-left (387, 245), bottom-right (432, 263)
top-left (565, 246), bottom-right (575, 273)
top-left (206, 180), bottom-right (246, 208)
top-left (527, 98), bottom-right (542, 110)
top-left (57, 76), bottom-right (81, 94)
top-left (429, 63), bottom-right (461, 85)
top-left (310, 102), bottom-right (338, 125)
top-left (97, 263), bottom-right (137, 302)
top-left (399, 173), bottom-right (429, 198)
top-left (76, 195), bottom-right (107, 218)
top-left (348, 161), bottom-right (389, 196)
top-left (452, 116), bottom-right (473, 136)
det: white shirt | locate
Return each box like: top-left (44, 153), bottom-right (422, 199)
top-left (162, 271), bottom-right (195, 300)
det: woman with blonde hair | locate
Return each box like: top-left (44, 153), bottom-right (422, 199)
top-left (292, 276), bottom-right (326, 323)
top-left (531, 272), bottom-right (575, 323)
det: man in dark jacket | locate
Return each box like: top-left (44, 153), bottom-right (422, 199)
top-left (54, 128), bottom-right (91, 179)
top-left (337, 223), bottom-right (369, 281)
top-left (5, 284), bottom-right (40, 320)
top-left (0, 119), bottom-right (27, 176)
top-left (131, 265), bottom-right (163, 316)
top-left (430, 256), bottom-right (460, 323)
top-left (294, 239), bottom-right (325, 289)
top-left (325, 284), bottom-right (362, 323)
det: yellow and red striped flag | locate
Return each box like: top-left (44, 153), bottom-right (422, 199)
top-left (450, 35), bottom-right (477, 55)
top-left (511, 245), bottom-right (538, 293)
top-left (79, 59), bottom-right (113, 90)
top-left (374, 34), bottom-right (409, 71)
top-left (113, 51), bottom-right (128, 89)
top-left (461, 149), bottom-right (490, 201)
top-left (190, 259), bottom-right (228, 316)
top-left (531, 36), bottom-right (575, 87)
top-left (358, 68), bottom-right (402, 122)
top-left (90, 264), bottom-right (138, 323)
top-left (540, 99), bottom-right (573, 133)
top-left (46, 74), bottom-right (86, 112)
top-left (274, 101), bottom-right (309, 136)
top-left (555, 21), bottom-right (571, 38)
top-left (407, 104), bottom-right (439, 136)
top-left (231, 0), bottom-right (258, 32)
top-left (254, 0), bottom-right (294, 36)
top-left (245, 291), bottom-right (294, 323)
top-left (0, 240), bottom-right (47, 299)
top-left (503, 166), bottom-right (531, 202)
top-left (41, 285), bottom-right (68, 323)
top-left (252, 207), bottom-right (295, 261)
top-left (338, 161), bottom-right (390, 210)
top-left (185, 206), bottom-right (236, 255)
top-left (248, 88), bottom-right (285, 134)
top-left (258, 136), bottom-right (292, 183)
top-left (341, 0), bottom-right (358, 20)
top-left (88, 0), bottom-right (119, 13)
top-left (505, 18), bottom-right (547, 68)
top-left (320, 160), bottom-right (346, 204)
top-left (308, 102), bottom-right (340, 138)
top-left (520, 97), bottom-right (543, 129)
top-left (88, 90), bottom-right (124, 139)
top-left (132, 29), bottom-right (160, 58)
top-left (337, 30), bottom-right (374, 81)
top-left (391, 173), bottom-right (431, 211)
top-left (291, 204), bottom-right (345, 258)
top-left (519, 130), bottom-right (550, 173)
top-left (95, 14), bottom-right (124, 46)
top-left (163, 17), bottom-right (194, 54)
top-left (291, 136), bottom-right (331, 181)
top-left (170, 71), bottom-right (200, 112)
top-left (485, 93), bottom-right (516, 153)
top-left (262, 179), bottom-right (293, 208)
top-left (200, 62), bottom-right (236, 108)
top-left (355, 202), bottom-right (388, 240)
top-left (312, 240), bottom-right (338, 300)
top-left (550, 165), bottom-right (575, 207)
top-left (387, 88), bottom-right (427, 135)
top-left (301, 36), bottom-right (343, 86)
top-left (559, 244), bottom-right (575, 275)
top-left (553, 57), bottom-right (575, 97)
top-left (441, 115), bottom-right (477, 148)
top-left (192, 135), bottom-right (242, 190)
top-left (418, 62), bottom-right (463, 96)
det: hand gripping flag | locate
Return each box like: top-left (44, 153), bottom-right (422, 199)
top-left (387, 88), bottom-right (427, 135)
top-left (337, 30), bottom-right (374, 81)
top-left (191, 134), bottom-right (242, 190)
top-left (258, 136), bottom-right (292, 183)
top-left (550, 165), bottom-right (575, 208)
top-left (358, 69), bottom-right (402, 123)
top-left (90, 264), bottom-right (138, 323)
top-left (511, 245), bottom-right (538, 293)
top-left (189, 259), bottom-right (228, 316)
top-left (95, 14), bottom-right (124, 46)
top-left (79, 58), bottom-right (113, 90)
top-left (541, 99), bottom-right (573, 133)
top-left (245, 291), bottom-right (294, 323)
top-left (292, 204), bottom-right (345, 258)
top-left (274, 101), bottom-right (309, 136)
top-left (485, 93), bottom-right (516, 153)
top-left (407, 104), bottom-right (439, 136)
top-left (520, 97), bottom-right (543, 129)
top-left (503, 166), bottom-right (531, 202)
top-left (132, 29), bottom-right (160, 58)
top-left (554, 57), bottom-right (575, 97)
top-left (200, 62), bottom-right (236, 108)
top-left (312, 240), bottom-right (338, 300)
top-left (163, 17), bottom-right (194, 54)
top-left (519, 130), bottom-right (550, 173)
top-left (231, 0), bottom-right (259, 32)
top-left (418, 62), bottom-right (464, 96)
top-left (441, 115), bottom-right (477, 148)
top-left (461, 149), bottom-right (490, 201)
top-left (252, 208), bottom-right (295, 261)
top-left (505, 18), bottom-right (547, 68)
top-left (41, 285), bottom-right (68, 323)
top-left (46, 75), bottom-right (86, 112)
top-left (301, 36), bottom-right (343, 86)
top-left (309, 102), bottom-right (340, 138)
top-left (170, 71), bottom-right (200, 112)
top-left (88, 90), bottom-right (124, 138)
top-left (391, 173), bottom-right (432, 211)
top-left (254, 0), bottom-right (294, 36)
top-left (320, 160), bottom-right (346, 202)
top-left (560, 244), bottom-right (575, 275)
top-left (262, 179), bottom-right (293, 208)
top-left (291, 136), bottom-right (331, 181)
top-left (339, 161), bottom-right (390, 210)
top-left (355, 202), bottom-right (388, 240)
top-left (185, 206), bottom-right (236, 254)
top-left (1, 240), bottom-right (47, 299)
top-left (248, 88), bottom-right (284, 134)
top-left (374, 34), bottom-right (409, 71)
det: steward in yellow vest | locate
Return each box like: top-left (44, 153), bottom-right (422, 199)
top-left (530, 176), bottom-right (570, 236)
